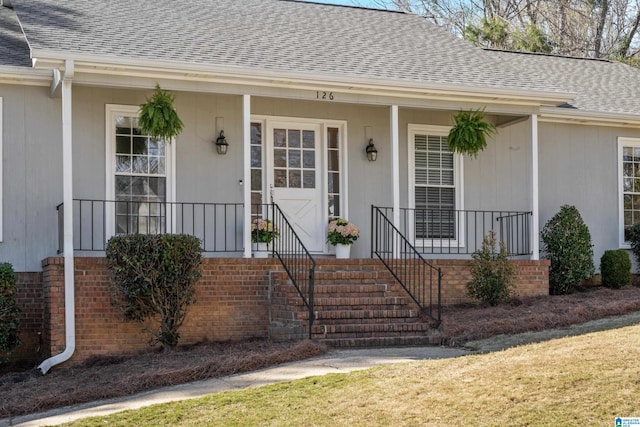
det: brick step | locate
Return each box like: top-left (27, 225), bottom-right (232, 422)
top-left (317, 335), bottom-right (442, 348)
top-left (271, 283), bottom-right (394, 298)
top-left (299, 309), bottom-right (420, 321)
top-left (281, 296), bottom-right (409, 308)
top-left (312, 322), bottom-right (434, 336)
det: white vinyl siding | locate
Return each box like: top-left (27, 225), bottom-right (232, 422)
top-left (409, 124), bottom-right (463, 245)
top-left (618, 137), bottom-right (640, 246)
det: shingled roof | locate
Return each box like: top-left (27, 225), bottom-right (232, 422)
top-left (0, 5), bottom-right (32, 68)
top-left (485, 49), bottom-right (640, 117)
top-left (8, 0), bottom-right (564, 95)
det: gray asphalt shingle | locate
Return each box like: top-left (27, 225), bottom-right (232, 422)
top-left (485, 49), bottom-right (640, 116)
top-left (0, 5), bottom-right (32, 68)
top-left (7, 0), bottom-right (561, 93)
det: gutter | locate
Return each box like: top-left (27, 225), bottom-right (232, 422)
top-left (38, 60), bottom-right (75, 374)
top-left (539, 106), bottom-right (640, 128)
top-left (29, 49), bottom-right (577, 107)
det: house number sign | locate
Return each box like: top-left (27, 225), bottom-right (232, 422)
top-left (316, 91), bottom-right (335, 100)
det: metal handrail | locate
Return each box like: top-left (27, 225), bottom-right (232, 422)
top-left (371, 205), bottom-right (442, 322)
top-left (269, 204), bottom-right (316, 339)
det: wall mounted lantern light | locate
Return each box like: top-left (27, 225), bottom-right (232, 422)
top-left (215, 130), bottom-right (228, 155)
top-left (214, 116), bottom-right (228, 155)
top-left (365, 138), bottom-right (378, 162)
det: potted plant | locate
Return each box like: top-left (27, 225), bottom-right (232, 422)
top-left (251, 218), bottom-right (279, 258)
top-left (447, 109), bottom-right (496, 158)
top-left (327, 218), bottom-right (360, 259)
top-left (138, 83), bottom-right (184, 142)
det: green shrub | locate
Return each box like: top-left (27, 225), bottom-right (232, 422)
top-left (625, 223), bottom-right (640, 269)
top-left (0, 263), bottom-right (21, 361)
top-left (600, 250), bottom-right (631, 289)
top-left (541, 205), bottom-right (594, 295)
top-left (106, 234), bottom-right (203, 349)
top-left (467, 230), bottom-right (517, 306)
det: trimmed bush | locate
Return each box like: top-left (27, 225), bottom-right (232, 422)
top-left (541, 205), bottom-right (594, 295)
top-left (467, 230), bottom-right (517, 306)
top-left (625, 223), bottom-right (640, 269)
top-left (600, 250), bottom-right (631, 289)
top-left (106, 234), bottom-right (203, 349)
top-left (0, 263), bottom-right (21, 361)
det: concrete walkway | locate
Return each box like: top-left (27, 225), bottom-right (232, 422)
top-left (4, 346), bottom-right (470, 427)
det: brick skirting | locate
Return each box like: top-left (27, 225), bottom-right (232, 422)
top-left (8, 256), bottom-right (548, 367)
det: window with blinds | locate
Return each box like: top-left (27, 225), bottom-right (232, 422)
top-left (411, 127), bottom-right (460, 240)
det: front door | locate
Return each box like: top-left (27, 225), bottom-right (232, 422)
top-left (266, 122), bottom-right (325, 252)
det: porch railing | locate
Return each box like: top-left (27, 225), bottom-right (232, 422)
top-left (375, 207), bottom-right (532, 256)
top-left (268, 204), bottom-right (316, 339)
top-left (371, 206), bottom-right (442, 322)
top-left (57, 199), bottom-right (244, 253)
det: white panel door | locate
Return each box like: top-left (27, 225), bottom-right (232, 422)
top-left (267, 122), bottom-right (325, 253)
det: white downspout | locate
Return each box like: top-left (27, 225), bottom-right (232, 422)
top-left (531, 113), bottom-right (540, 260)
top-left (242, 95), bottom-right (252, 258)
top-left (39, 60), bottom-right (75, 374)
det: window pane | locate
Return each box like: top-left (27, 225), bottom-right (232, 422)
top-left (274, 149), bottom-right (287, 168)
top-left (149, 157), bottom-right (160, 174)
top-left (133, 137), bottom-right (147, 155)
top-left (288, 130), bottom-right (301, 148)
top-left (132, 156), bottom-right (148, 174)
top-left (289, 149), bottom-right (301, 168)
top-left (115, 176), bottom-right (131, 196)
top-left (303, 171), bottom-right (315, 188)
top-left (116, 136), bottom-right (131, 154)
top-left (304, 130), bottom-right (316, 148)
top-left (328, 172), bottom-right (340, 193)
top-left (251, 169), bottom-right (262, 191)
top-left (116, 155), bottom-right (131, 173)
top-left (327, 128), bottom-right (338, 149)
top-left (303, 150), bottom-right (315, 168)
top-left (328, 195), bottom-right (340, 218)
top-left (328, 150), bottom-right (339, 171)
top-left (289, 170), bottom-right (301, 188)
top-left (274, 129), bottom-right (286, 147)
top-left (251, 146), bottom-right (262, 168)
top-left (251, 122), bottom-right (262, 145)
top-left (274, 169), bottom-right (287, 187)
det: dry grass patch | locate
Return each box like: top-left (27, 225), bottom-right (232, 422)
top-left (69, 325), bottom-right (640, 426)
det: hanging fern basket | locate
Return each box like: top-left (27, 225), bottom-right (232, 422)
top-left (138, 84), bottom-right (184, 142)
top-left (447, 109), bottom-right (496, 158)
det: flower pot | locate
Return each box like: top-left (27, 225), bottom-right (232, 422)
top-left (253, 242), bottom-right (270, 258)
top-left (335, 243), bottom-right (351, 259)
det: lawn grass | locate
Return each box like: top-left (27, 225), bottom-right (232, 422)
top-left (65, 324), bottom-right (640, 426)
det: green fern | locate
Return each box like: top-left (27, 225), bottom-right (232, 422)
top-left (447, 109), bottom-right (496, 157)
top-left (138, 84), bottom-right (184, 142)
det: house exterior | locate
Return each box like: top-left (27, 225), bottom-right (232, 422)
top-left (1, 0), bottom-right (639, 367)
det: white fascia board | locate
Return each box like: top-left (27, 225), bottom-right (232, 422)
top-left (0, 65), bottom-right (50, 86)
top-left (540, 106), bottom-right (640, 128)
top-left (30, 50), bottom-right (576, 107)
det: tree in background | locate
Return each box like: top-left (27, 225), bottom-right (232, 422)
top-left (371, 0), bottom-right (640, 61)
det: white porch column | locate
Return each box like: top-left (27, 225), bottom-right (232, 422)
top-left (39, 59), bottom-right (76, 374)
top-left (390, 105), bottom-right (400, 258)
top-left (243, 94), bottom-right (252, 258)
top-left (531, 113), bottom-right (540, 260)
top-left (391, 105), bottom-right (400, 227)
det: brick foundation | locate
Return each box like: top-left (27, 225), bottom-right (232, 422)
top-left (14, 256), bottom-right (548, 366)
top-left (41, 257), bottom-right (278, 361)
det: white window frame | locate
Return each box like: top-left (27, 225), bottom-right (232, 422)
top-left (0, 97), bottom-right (3, 242)
top-left (617, 137), bottom-right (640, 248)
top-left (105, 104), bottom-right (176, 237)
top-left (408, 124), bottom-right (464, 248)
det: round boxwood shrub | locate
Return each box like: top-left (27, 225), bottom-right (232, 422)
top-left (0, 263), bottom-right (21, 361)
top-left (600, 249), bottom-right (631, 289)
top-left (541, 205), bottom-right (594, 295)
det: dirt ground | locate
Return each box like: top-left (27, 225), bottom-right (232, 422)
top-left (2, 285), bottom-right (640, 418)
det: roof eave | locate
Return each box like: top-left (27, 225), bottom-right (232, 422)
top-left (31, 50), bottom-right (576, 107)
top-left (0, 65), bottom-right (51, 86)
top-left (540, 106), bottom-right (640, 128)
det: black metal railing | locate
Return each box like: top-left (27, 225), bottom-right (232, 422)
top-left (57, 199), bottom-right (244, 253)
top-left (371, 206), bottom-right (442, 322)
top-left (375, 207), bottom-right (532, 256)
top-left (268, 204), bottom-right (316, 339)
